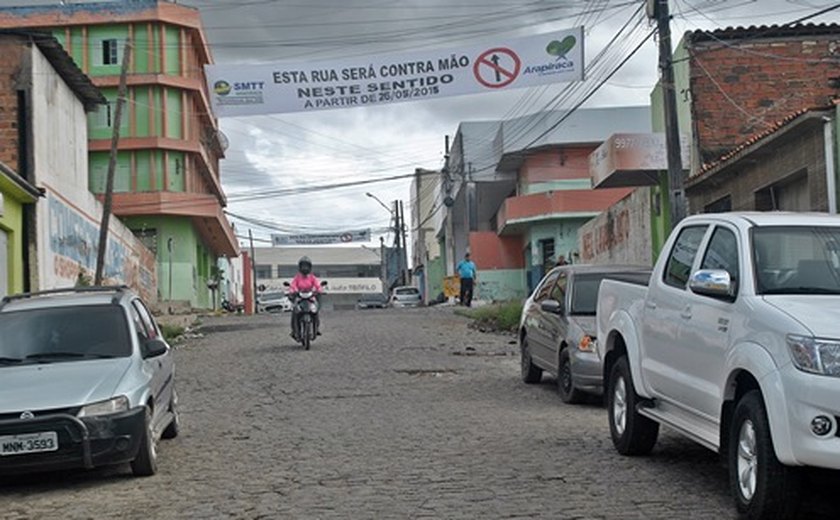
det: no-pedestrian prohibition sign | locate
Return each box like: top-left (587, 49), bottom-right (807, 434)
top-left (473, 47), bottom-right (522, 89)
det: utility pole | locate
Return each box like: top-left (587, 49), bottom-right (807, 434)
top-left (95, 38), bottom-right (132, 285)
top-left (392, 200), bottom-right (403, 286)
top-left (249, 229), bottom-right (258, 314)
top-left (399, 200), bottom-right (409, 285)
top-left (650, 0), bottom-right (685, 229)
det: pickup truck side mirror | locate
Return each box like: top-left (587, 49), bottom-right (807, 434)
top-left (689, 269), bottom-right (735, 300)
top-left (540, 299), bottom-right (564, 315)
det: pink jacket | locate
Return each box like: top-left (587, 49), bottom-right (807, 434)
top-left (289, 273), bottom-right (322, 294)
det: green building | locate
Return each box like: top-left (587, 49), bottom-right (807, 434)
top-left (0, 0), bottom-right (239, 308)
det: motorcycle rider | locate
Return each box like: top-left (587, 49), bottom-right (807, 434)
top-left (288, 256), bottom-right (323, 339)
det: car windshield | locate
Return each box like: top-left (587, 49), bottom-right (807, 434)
top-left (754, 226), bottom-right (840, 295)
top-left (570, 274), bottom-right (611, 315)
top-left (260, 292), bottom-right (285, 301)
top-left (395, 288), bottom-right (419, 296)
top-left (0, 304), bottom-right (132, 365)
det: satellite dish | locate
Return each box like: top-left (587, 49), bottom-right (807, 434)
top-left (218, 130), bottom-right (230, 152)
top-left (443, 196), bottom-right (455, 208)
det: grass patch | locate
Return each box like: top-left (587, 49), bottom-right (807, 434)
top-left (161, 324), bottom-right (186, 342)
top-left (455, 301), bottom-right (523, 333)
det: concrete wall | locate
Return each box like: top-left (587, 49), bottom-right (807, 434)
top-left (578, 189), bottom-right (653, 267)
top-left (476, 269), bottom-right (527, 302)
top-left (29, 44), bottom-right (157, 300)
top-left (686, 119), bottom-right (829, 213)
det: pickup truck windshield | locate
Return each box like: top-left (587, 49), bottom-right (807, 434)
top-left (754, 226), bottom-right (840, 295)
top-left (0, 305), bottom-right (131, 364)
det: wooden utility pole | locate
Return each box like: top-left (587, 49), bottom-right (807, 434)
top-left (94, 38), bottom-right (133, 285)
top-left (650, 0), bottom-right (685, 229)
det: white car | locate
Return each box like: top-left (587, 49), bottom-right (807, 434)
top-left (390, 286), bottom-right (422, 307)
top-left (0, 286), bottom-right (178, 477)
top-left (257, 291), bottom-right (292, 313)
top-left (597, 212), bottom-right (840, 520)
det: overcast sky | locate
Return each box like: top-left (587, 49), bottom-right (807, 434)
top-left (2, 0), bottom-right (836, 247)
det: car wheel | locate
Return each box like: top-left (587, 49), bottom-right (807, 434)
top-left (520, 336), bottom-right (542, 384)
top-left (161, 389), bottom-right (180, 440)
top-left (607, 356), bottom-right (658, 455)
top-left (729, 390), bottom-right (801, 520)
top-left (131, 406), bottom-right (158, 477)
top-left (557, 348), bottom-right (585, 404)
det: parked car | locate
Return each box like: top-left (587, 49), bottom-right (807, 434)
top-left (597, 212), bottom-right (840, 520)
top-left (357, 293), bottom-right (388, 309)
top-left (0, 286), bottom-right (178, 477)
top-left (519, 264), bottom-right (650, 403)
top-left (257, 291), bottom-right (292, 313)
top-left (390, 286), bottom-right (422, 307)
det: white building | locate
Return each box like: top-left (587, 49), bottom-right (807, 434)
top-left (252, 246), bottom-right (383, 310)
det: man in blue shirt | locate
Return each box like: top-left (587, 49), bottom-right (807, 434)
top-left (456, 252), bottom-right (477, 307)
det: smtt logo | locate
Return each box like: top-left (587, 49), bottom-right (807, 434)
top-left (214, 80), bottom-right (232, 96)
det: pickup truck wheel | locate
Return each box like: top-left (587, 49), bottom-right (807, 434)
top-left (520, 336), bottom-right (542, 384)
top-left (558, 348), bottom-right (584, 404)
top-left (608, 356), bottom-right (658, 455)
top-left (729, 390), bottom-right (801, 520)
top-left (131, 406), bottom-right (158, 477)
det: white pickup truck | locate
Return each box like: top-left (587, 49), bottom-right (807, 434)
top-left (597, 212), bottom-right (840, 520)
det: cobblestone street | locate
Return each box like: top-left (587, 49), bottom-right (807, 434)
top-left (2, 307), bottom-right (839, 519)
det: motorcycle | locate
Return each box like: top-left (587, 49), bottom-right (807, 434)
top-left (284, 280), bottom-right (327, 350)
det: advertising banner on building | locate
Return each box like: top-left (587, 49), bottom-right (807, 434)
top-left (206, 27), bottom-right (584, 117)
top-left (271, 229), bottom-right (371, 246)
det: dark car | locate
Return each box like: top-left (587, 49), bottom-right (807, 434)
top-left (356, 293), bottom-right (388, 309)
top-left (518, 264), bottom-right (651, 404)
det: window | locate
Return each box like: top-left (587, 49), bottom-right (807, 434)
top-left (534, 270), bottom-right (560, 302)
top-left (753, 226), bottom-right (840, 294)
top-left (755, 171), bottom-right (809, 211)
top-left (102, 39), bottom-right (119, 65)
top-left (705, 195), bottom-right (732, 213)
top-left (664, 226), bottom-right (708, 289)
top-left (541, 239), bottom-right (555, 274)
top-left (701, 227), bottom-right (740, 288)
top-left (130, 305), bottom-right (149, 341)
top-left (0, 305), bottom-right (132, 360)
top-left (255, 264), bottom-right (272, 279)
top-left (133, 301), bottom-right (159, 339)
top-left (549, 272), bottom-right (567, 303)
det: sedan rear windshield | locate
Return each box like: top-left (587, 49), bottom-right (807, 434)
top-left (395, 288), bottom-right (419, 295)
top-left (0, 304), bottom-right (131, 365)
top-left (570, 274), bottom-right (611, 315)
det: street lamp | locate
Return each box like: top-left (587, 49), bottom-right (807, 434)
top-left (366, 192), bottom-right (408, 287)
top-left (366, 192), bottom-right (393, 214)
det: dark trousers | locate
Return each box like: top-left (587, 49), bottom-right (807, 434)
top-left (460, 277), bottom-right (474, 307)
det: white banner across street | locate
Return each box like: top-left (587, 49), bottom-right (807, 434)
top-left (271, 229), bottom-right (371, 246)
top-left (206, 27), bottom-right (584, 117)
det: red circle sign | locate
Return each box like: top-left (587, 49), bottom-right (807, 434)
top-left (473, 47), bottom-right (521, 89)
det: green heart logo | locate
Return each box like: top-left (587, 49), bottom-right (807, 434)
top-left (546, 35), bottom-right (577, 59)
